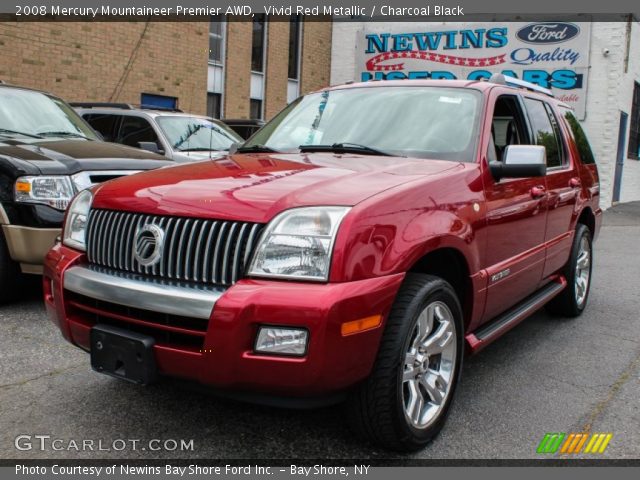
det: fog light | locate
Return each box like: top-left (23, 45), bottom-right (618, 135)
top-left (255, 326), bottom-right (308, 356)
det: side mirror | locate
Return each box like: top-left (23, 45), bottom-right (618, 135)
top-left (138, 141), bottom-right (164, 155)
top-left (490, 145), bottom-right (547, 181)
top-left (228, 142), bottom-right (241, 154)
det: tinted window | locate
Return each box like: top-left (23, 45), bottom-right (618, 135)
top-left (627, 82), bottom-right (640, 160)
top-left (209, 16), bottom-right (224, 63)
top-left (250, 99), bottom-right (262, 120)
top-left (251, 15), bottom-right (266, 72)
top-left (117, 116), bottom-right (159, 148)
top-left (207, 93), bottom-right (221, 119)
top-left (83, 114), bottom-right (121, 142)
top-left (561, 107), bottom-right (596, 164)
top-left (525, 98), bottom-right (563, 168)
top-left (288, 16), bottom-right (301, 80)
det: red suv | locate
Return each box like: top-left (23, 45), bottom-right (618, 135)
top-left (44, 76), bottom-right (601, 451)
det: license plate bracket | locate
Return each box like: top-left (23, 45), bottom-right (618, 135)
top-left (90, 324), bottom-right (157, 385)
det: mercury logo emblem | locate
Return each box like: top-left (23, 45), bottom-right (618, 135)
top-left (133, 224), bottom-right (165, 267)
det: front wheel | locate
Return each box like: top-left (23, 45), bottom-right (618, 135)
top-left (346, 274), bottom-right (464, 451)
top-left (546, 224), bottom-right (593, 317)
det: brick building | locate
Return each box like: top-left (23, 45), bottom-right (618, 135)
top-left (0, 17), bottom-right (332, 120)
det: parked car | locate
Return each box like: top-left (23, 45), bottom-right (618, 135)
top-left (0, 83), bottom-right (171, 303)
top-left (45, 76), bottom-right (601, 451)
top-left (221, 118), bottom-right (265, 140)
top-left (73, 103), bottom-right (242, 162)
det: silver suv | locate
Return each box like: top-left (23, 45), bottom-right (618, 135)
top-left (73, 103), bottom-right (242, 163)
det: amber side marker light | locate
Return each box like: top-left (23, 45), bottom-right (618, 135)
top-left (15, 181), bottom-right (31, 193)
top-left (341, 315), bottom-right (383, 336)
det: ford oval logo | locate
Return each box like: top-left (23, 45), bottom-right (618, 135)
top-left (516, 22), bottom-right (580, 44)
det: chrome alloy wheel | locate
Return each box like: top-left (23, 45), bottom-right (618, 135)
top-left (575, 235), bottom-right (591, 307)
top-left (402, 301), bottom-right (457, 429)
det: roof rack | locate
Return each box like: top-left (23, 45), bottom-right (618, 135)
top-left (489, 73), bottom-right (554, 97)
top-left (69, 102), bottom-right (133, 109)
top-left (69, 102), bottom-right (183, 112)
top-left (139, 104), bottom-right (182, 112)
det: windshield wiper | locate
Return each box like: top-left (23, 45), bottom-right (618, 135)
top-left (178, 147), bottom-right (218, 152)
top-left (299, 142), bottom-right (396, 157)
top-left (38, 131), bottom-right (92, 140)
top-left (236, 144), bottom-right (280, 153)
top-left (0, 128), bottom-right (43, 139)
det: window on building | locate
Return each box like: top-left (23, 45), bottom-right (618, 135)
top-left (251, 14), bottom-right (266, 72)
top-left (288, 16), bottom-right (301, 80)
top-left (628, 82), bottom-right (640, 160)
top-left (524, 98), bottom-right (564, 168)
top-left (207, 93), bottom-right (222, 119)
top-left (250, 99), bottom-right (263, 120)
top-left (209, 16), bottom-right (224, 64)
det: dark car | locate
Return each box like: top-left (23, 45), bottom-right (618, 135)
top-left (0, 83), bottom-right (171, 303)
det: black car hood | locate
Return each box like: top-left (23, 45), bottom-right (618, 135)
top-left (0, 138), bottom-right (170, 176)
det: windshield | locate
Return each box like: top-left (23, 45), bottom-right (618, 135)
top-left (246, 86), bottom-right (482, 161)
top-left (0, 88), bottom-right (97, 140)
top-left (157, 116), bottom-right (241, 152)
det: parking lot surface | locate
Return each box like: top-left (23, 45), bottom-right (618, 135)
top-left (1, 203), bottom-right (639, 460)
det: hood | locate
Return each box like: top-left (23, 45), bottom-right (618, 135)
top-left (93, 152), bottom-right (462, 223)
top-left (0, 138), bottom-right (169, 176)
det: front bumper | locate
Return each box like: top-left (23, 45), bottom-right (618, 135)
top-left (44, 243), bottom-right (404, 396)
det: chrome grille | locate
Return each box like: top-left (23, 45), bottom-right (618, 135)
top-left (86, 210), bottom-right (263, 286)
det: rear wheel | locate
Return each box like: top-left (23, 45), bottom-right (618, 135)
top-left (346, 274), bottom-right (464, 451)
top-left (0, 230), bottom-right (21, 304)
top-left (546, 224), bottom-right (592, 317)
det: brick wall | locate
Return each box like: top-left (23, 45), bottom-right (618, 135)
top-left (223, 19), bottom-right (252, 118)
top-left (583, 21), bottom-right (640, 205)
top-left (0, 21), bottom-right (209, 114)
top-left (300, 20), bottom-right (332, 95)
top-left (264, 18), bottom-right (289, 119)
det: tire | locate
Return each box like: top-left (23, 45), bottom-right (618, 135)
top-left (546, 223), bottom-right (593, 317)
top-left (346, 273), bottom-right (464, 451)
top-left (0, 230), bottom-right (21, 304)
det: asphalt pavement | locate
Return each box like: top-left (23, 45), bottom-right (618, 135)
top-left (1, 203), bottom-right (639, 460)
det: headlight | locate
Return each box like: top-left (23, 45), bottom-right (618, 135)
top-left (15, 176), bottom-right (75, 210)
top-left (62, 189), bottom-right (93, 251)
top-left (248, 206), bottom-right (350, 281)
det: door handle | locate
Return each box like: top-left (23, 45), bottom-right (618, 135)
top-left (569, 177), bottom-right (582, 188)
top-left (530, 185), bottom-right (546, 199)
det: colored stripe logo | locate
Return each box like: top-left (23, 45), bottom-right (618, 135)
top-left (537, 433), bottom-right (612, 454)
top-left (536, 433), bottom-right (613, 455)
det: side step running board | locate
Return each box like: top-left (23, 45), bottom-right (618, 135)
top-left (466, 276), bottom-right (567, 354)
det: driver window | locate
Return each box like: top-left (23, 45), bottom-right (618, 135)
top-left (490, 95), bottom-right (530, 162)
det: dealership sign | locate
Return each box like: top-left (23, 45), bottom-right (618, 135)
top-left (356, 22), bottom-right (590, 118)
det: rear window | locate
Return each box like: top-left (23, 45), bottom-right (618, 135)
top-left (560, 107), bottom-right (596, 165)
